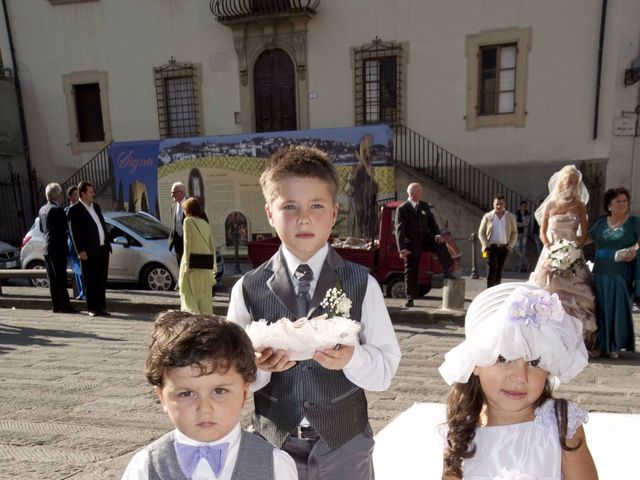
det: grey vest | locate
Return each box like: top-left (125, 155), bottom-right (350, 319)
top-left (148, 429), bottom-right (274, 480)
top-left (242, 247), bottom-right (369, 451)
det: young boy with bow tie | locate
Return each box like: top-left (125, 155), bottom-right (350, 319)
top-left (121, 310), bottom-right (297, 479)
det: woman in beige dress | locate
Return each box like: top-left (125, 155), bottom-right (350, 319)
top-left (179, 197), bottom-right (217, 314)
top-left (529, 165), bottom-right (597, 350)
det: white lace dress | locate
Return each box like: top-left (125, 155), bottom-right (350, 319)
top-left (442, 400), bottom-right (588, 480)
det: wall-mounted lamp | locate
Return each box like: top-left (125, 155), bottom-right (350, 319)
top-left (624, 58), bottom-right (640, 86)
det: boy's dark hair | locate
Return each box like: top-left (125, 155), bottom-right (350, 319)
top-left (78, 181), bottom-right (93, 195)
top-left (260, 145), bottom-right (339, 204)
top-left (443, 376), bottom-right (580, 478)
top-left (494, 194), bottom-right (505, 201)
top-left (603, 187), bottom-right (630, 215)
top-left (145, 310), bottom-right (257, 387)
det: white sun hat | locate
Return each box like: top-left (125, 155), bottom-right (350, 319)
top-left (439, 283), bottom-right (588, 385)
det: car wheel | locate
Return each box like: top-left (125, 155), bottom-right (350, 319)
top-left (385, 277), bottom-right (406, 299)
top-left (141, 264), bottom-right (174, 291)
top-left (27, 261), bottom-right (49, 288)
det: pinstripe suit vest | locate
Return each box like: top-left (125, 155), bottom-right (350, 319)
top-left (242, 247), bottom-right (369, 450)
top-left (148, 430), bottom-right (274, 480)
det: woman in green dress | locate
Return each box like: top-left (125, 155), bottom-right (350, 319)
top-left (179, 197), bottom-right (217, 314)
top-left (589, 187), bottom-right (640, 358)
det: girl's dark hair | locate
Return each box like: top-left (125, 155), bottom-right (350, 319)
top-left (443, 377), bottom-right (581, 478)
top-left (603, 187), bottom-right (630, 215)
top-left (145, 310), bottom-right (257, 387)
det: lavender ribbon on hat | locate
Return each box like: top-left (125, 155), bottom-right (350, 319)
top-left (175, 441), bottom-right (229, 477)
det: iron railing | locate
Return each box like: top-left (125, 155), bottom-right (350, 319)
top-left (393, 124), bottom-right (531, 212)
top-left (0, 169), bottom-right (43, 246)
top-left (210, 0), bottom-right (320, 22)
top-left (61, 142), bottom-right (112, 198)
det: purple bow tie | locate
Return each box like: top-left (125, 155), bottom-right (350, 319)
top-left (175, 441), bottom-right (229, 477)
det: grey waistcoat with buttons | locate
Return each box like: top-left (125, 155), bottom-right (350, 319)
top-left (148, 429), bottom-right (274, 480)
top-left (242, 246), bottom-right (369, 451)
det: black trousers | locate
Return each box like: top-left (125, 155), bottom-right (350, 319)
top-left (404, 238), bottom-right (453, 300)
top-left (81, 246), bottom-right (110, 313)
top-left (44, 253), bottom-right (71, 312)
top-left (173, 234), bottom-right (184, 266)
top-left (486, 244), bottom-right (509, 288)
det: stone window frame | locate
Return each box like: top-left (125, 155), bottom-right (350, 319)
top-left (153, 59), bottom-right (203, 139)
top-left (465, 27), bottom-right (532, 130)
top-left (62, 70), bottom-right (112, 155)
top-left (352, 38), bottom-right (408, 127)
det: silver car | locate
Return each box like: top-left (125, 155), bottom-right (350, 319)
top-left (20, 211), bottom-right (224, 291)
top-left (0, 240), bottom-right (21, 270)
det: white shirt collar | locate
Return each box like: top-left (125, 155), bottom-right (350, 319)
top-left (281, 243), bottom-right (328, 282)
top-left (80, 199), bottom-right (93, 209)
top-left (173, 422), bottom-right (241, 447)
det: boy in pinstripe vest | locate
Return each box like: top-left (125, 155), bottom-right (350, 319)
top-left (121, 311), bottom-right (297, 479)
top-left (227, 146), bottom-right (401, 480)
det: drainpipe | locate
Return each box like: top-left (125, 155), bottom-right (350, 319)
top-left (2, 0), bottom-right (36, 217)
top-left (593, 0), bottom-right (608, 139)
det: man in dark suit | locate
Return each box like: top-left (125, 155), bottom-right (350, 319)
top-left (68, 181), bottom-right (112, 317)
top-left (38, 183), bottom-right (76, 313)
top-left (395, 182), bottom-right (455, 307)
top-left (168, 181), bottom-right (187, 265)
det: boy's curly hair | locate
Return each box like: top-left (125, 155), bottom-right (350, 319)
top-left (259, 145), bottom-right (339, 204)
top-left (443, 376), bottom-right (581, 478)
top-left (145, 310), bottom-right (257, 387)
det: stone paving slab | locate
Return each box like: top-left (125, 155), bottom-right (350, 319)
top-left (1, 275), bottom-right (639, 478)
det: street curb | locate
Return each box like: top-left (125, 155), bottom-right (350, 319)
top-left (0, 297), bottom-right (465, 325)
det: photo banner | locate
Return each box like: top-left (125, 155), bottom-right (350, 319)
top-left (109, 140), bottom-right (161, 217)
top-left (112, 125), bottom-right (394, 253)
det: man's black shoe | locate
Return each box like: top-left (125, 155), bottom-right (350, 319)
top-left (61, 307), bottom-right (79, 314)
top-left (99, 311), bottom-right (112, 317)
top-left (443, 271), bottom-right (457, 280)
top-left (405, 299), bottom-right (414, 308)
top-left (88, 311), bottom-right (98, 317)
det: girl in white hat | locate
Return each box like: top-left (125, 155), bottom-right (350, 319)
top-left (439, 283), bottom-right (598, 479)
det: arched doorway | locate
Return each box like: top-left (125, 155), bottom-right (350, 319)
top-left (253, 49), bottom-right (297, 132)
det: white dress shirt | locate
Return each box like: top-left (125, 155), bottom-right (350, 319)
top-left (489, 213), bottom-right (508, 245)
top-left (175, 200), bottom-right (185, 236)
top-left (120, 423), bottom-right (297, 480)
top-left (80, 200), bottom-right (106, 246)
top-left (227, 244), bottom-right (402, 393)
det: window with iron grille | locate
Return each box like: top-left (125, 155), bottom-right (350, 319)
top-left (154, 60), bottom-right (201, 138)
top-left (354, 38), bottom-right (404, 126)
top-left (478, 44), bottom-right (516, 115)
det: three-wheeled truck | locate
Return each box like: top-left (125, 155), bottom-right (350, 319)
top-left (247, 201), bottom-right (461, 298)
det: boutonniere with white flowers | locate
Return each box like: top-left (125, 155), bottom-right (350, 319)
top-left (421, 210), bottom-right (427, 216)
top-left (320, 286), bottom-right (352, 318)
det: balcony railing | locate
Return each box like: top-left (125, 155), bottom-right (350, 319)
top-left (210, 0), bottom-right (320, 22)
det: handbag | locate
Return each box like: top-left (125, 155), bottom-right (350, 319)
top-left (614, 245), bottom-right (638, 262)
top-left (187, 220), bottom-right (215, 270)
top-left (189, 253), bottom-right (215, 269)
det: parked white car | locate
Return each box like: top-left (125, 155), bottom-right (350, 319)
top-left (20, 211), bottom-right (224, 291)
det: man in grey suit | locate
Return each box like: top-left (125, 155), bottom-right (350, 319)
top-left (168, 182), bottom-right (188, 265)
top-left (39, 183), bottom-right (77, 313)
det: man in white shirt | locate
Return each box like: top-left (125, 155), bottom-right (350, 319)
top-left (477, 194), bottom-right (517, 288)
top-left (68, 181), bottom-right (112, 317)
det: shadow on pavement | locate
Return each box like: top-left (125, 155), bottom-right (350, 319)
top-left (0, 322), bottom-right (122, 355)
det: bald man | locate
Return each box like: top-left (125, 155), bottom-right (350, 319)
top-left (395, 183), bottom-right (455, 307)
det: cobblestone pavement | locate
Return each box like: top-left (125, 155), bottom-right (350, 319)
top-left (0, 279), bottom-right (639, 478)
